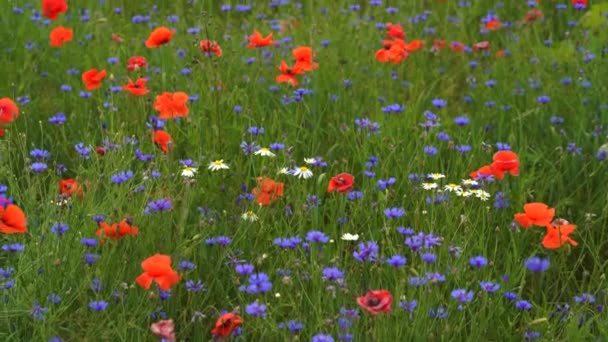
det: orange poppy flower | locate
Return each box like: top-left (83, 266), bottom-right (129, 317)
top-left (127, 56), bottom-right (148, 71)
top-left (327, 173), bottom-right (354, 193)
top-left (111, 34), bottom-right (124, 43)
top-left (0, 204), bottom-right (28, 234)
top-left (135, 254), bottom-right (180, 291)
top-left (252, 177), bottom-right (284, 206)
top-left (96, 218), bottom-right (139, 241)
top-left (449, 41), bottom-right (465, 53)
top-left (58, 179), bottom-right (83, 198)
top-left (153, 130), bottom-right (172, 153)
top-left (212, 313), bottom-right (243, 338)
top-left (123, 77), bottom-right (149, 96)
top-left (490, 150), bottom-right (519, 179)
top-left (247, 30), bottom-right (277, 48)
top-left (485, 18), bottom-right (502, 31)
top-left (542, 224), bottom-right (578, 249)
top-left (375, 40), bottom-right (408, 64)
top-left (0, 98), bottom-right (20, 124)
top-left (514, 202), bottom-right (555, 229)
top-left (82, 69), bottom-right (107, 90)
top-left (404, 39), bottom-right (424, 52)
top-left (469, 165), bottom-right (493, 179)
top-left (42, 0), bottom-right (68, 20)
top-left (199, 40), bottom-right (222, 57)
top-left (524, 9), bottom-right (544, 23)
top-left (292, 46), bottom-right (318, 72)
top-left (153, 92), bottom-right (189, 119)
top-left (432, 39), bottom-right (445, 52)
top-left (145, 27), bottom-right (175, 48)
top-left (496, 50), bottom-right (506, 58)
top-left (386, 23), bottom-right (404, 39)
top-left (276, 61), bottom-right (305, 87)
top-left (49, 26), bottom-right (73, 47)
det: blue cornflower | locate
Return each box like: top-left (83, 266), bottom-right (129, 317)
top-left (423, 146), bottom-right (438, 156)
top-left (235, 263), bottom-right (255, 275)
top-left (515, 300), bottom-right (533, 310)
top-left (110, 170), bottom-right (134, 184)
top-left (451, 289), bottom-right (474, 303)
top-left (144, 198), bottom-right (172, 214)
top-left (377, 177), bottom-right (396, 190)
top-left (322, 267), bottom-right (345, 281)
top-left (30, 149), bottom-right (51, 159)
top-left (31, 162), bottom-right (48, 173)
top-left (2, 243), bottom-right (25, 252)
top-left (421, 253), bottom-right (436, 264)
top-left (574, 293), bottom-right (596, 304)
top-left (74, 143), bottom-right (93, 159)
top-left (47, 293), bottom-right (61, 304)
top-left (88, 300), bottom-right (108, 311)
top-left (31, 301), bottom-right (48, 320)
top-left (479, 281), bottom-right (500, 293)
top-left (524, 256), bottom-right (550, 273)
top-left (274, 237), bottom-right (302, 249)
top-left (306, 231), bottom-right (329, 243)
top-left (185, 279), bottom-right (207, 292)
top-left (469, 255), bottom-right (488, 268)
top-left (353, 241), bottom-right (379, 262)
top-left (383, 207), bottom-right (405, 219)
top-left (245, 302), bottom-right (267, 317)
top-left (312, 334), bottom-right (335, 342)
top-left (432, 98), bottom-right (447, 109)
top-left (385, 255), bottom-right (407, 268)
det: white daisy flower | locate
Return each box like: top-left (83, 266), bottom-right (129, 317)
top-left (254, 147), bottom-right (276, 157)
top-left (241, 210), bottom-right (259, 222)
top-left (444, 183), bottom-right (462, 192)
top-left (291, 166), bottom-right (313, 179)
top-left (428, 173), bottom-right (446, 180)
top-left (208, 160), bottom-right (229, 171)
top-left (278, 167), bottom-right (290, 175)
top-left (341, 233), bottom-right (359, 241)
top-left (475, 190), bottom-right (491, 201)
top-left (181, 166), bottom-right (198, 178)
top-left (422, 182), bottom-right (439, 190)
top-left (461, 190), bottom-right (474, 198)
top-left (462, 179), bottom-right (479, 186)
top-left (304, 158), bottom-right (316, 165)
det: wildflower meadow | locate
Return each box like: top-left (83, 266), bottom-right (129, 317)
top-left (1, 0), bottom-right (608, 341)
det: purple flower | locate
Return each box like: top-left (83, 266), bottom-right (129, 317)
top-left (469, 256), bottom-right (488, 268)
top-left (524, 256), bottom-right (550, 273)
top-left (89, 300), bottom-right (108, 311)
top-left (306, 231), bottom-right (329, 244)
top-left (235, 263), bottom-right (254, 275)
top-left (322, 267), bottom-right (345, 281)
top-left (574, 293), bottom-right (596, 304)
top-left (423, 146), bottom-right (438, 156)
top-left (245, 302), bottom-right (267, 317)
top-left (312, 334), bottom-right (335, 342)
top-left (515, 300), bottom-right (533, 310)
top-left (454, 116), bottom-right (470, 126)
top-left (432, 98), bottom-right (447, 108)
top-left (144, 198), bottom-right (172, 214)
top-left (383, 207), bottom-right (405, 219)
top-left (421, 253), bottom-right (436, 264)
top-left (31, 301), bottom-right (48, 320)
top-left (451, 289), bottom-right (474, 303)
top-left (385, 255), bottom-right (407, 268)
top-left (353, 241), bottom-right (379, 262)
top-left (479, 281), bottom-right (500, 293)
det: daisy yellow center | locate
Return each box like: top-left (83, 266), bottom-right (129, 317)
top-left (213, 160), bottom-right (223, 165)
top-left (246, 210), bottom-right (254, 216)
top-left (260, 148), bottom-right (269, 152)
top-left (300, 166), bottom-right (309, 172)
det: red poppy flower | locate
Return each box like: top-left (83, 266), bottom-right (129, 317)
top-left (292, 46), bottom-right (318, 72)
top-left (153, 130), bottom-right (172, 153)
top-left (449, 41), bottom-right (465, 52)
top-left (199, 40), bottom-right (222, 57)
top-left (135, 254), bottom-right (180, 291)
top-left (327, 173), bottom-right (354, 193)
top-left (123, 77), bottom-right (149, 96)
top-left (386, 23), bottom-right (404, 39)
top-left (96, 218), bottom-right (139, 241)
top-left (375, 39), bottom-right (408, 64)
top-left (0, 98), bottom-right (20, 124)
top-left (542, 224), bottom-right (578, 249)
top-left (0, 204), bottom-right (28, 234)
top-left (58, 179), bottom-right (83, 198)
top-left (111, 34), bottom-right (124, 43)
top-left (469, 165), bottom-right (493, 179)
top-left (212, 313), bottom-right (243, 338)
top-left (49, 26), bottom-right (73, 47)
top-left (490, 150), bottom-right (519, 179)
top-left (42, 0), bottom-right (68, 20)
top-left (82, 69), bottom-right (107, 90)
top-left (357, 289), bottom-right (393, 315)
top-left (276, 61), bottom-right (305, 87)
top-left (153, 92), bottom-right (189, 119)
top-left (247, 30), bottom-right (277, 48)
top-left (252, 177), bottom-right (284, 206)
top-left (145, 27), bottom-right (175, 48)
top-left (513, 202), bottom-right (555, 229)
top-left (127, 56), bottom-right (148, 71)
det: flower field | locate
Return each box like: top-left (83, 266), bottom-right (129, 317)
top-left (0, 0), bottom-right (607, 341)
